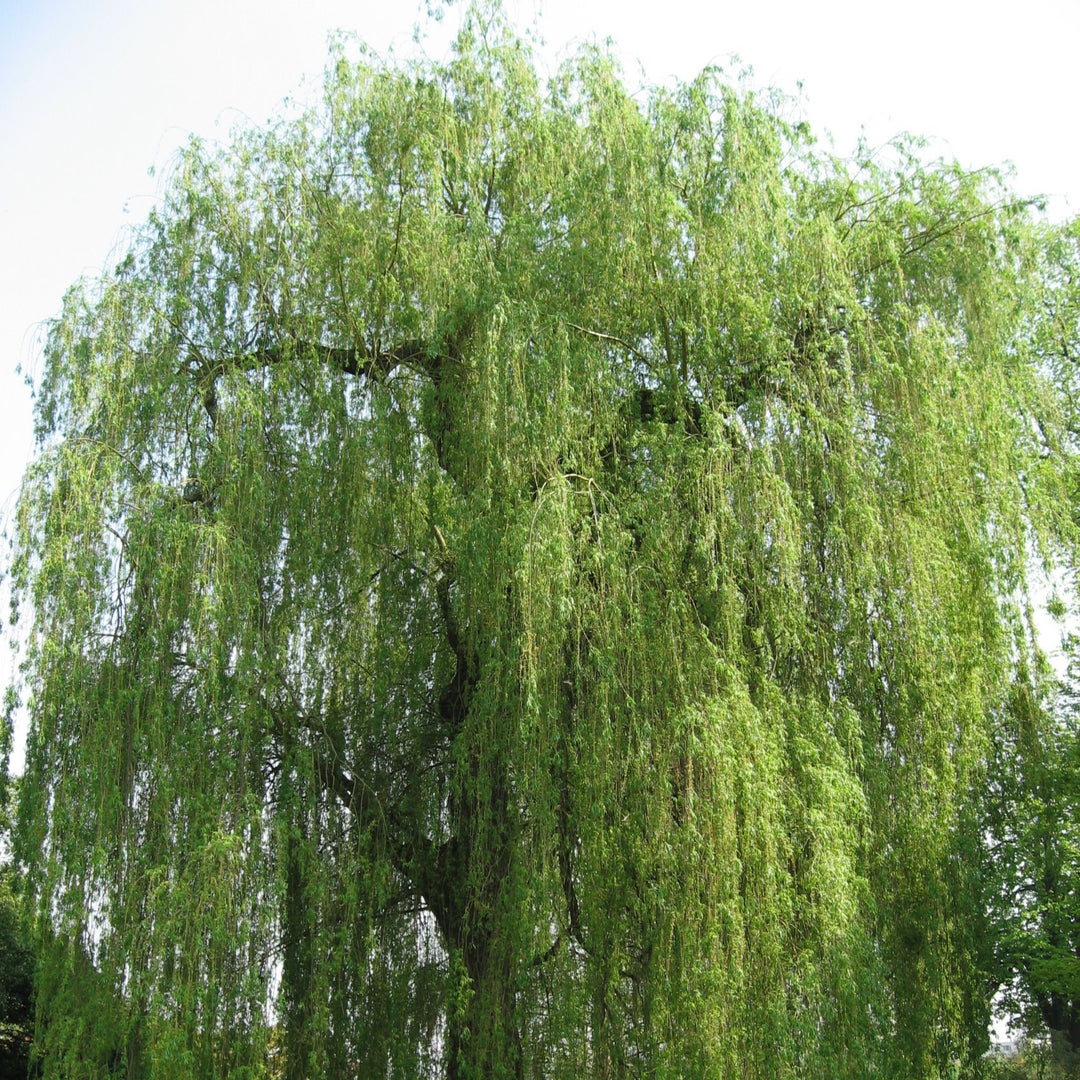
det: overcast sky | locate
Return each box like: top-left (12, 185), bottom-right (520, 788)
top-left (2, 0), bottom-right (1078, 738)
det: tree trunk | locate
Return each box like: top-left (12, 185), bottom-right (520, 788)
top-left (1042, 995), bottom-right (1080, 1074)
top-left (424, 755), bottom-right (522, 1080)
top-left (283, 821), bottom-right (314, 1080)
top-left (445, 934), bottom-right (523, 1080)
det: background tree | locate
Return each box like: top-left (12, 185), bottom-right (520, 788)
top-left (986, 670), bottom-right (1080, 1075)
top-left (7, 6), bottom-right (1076, 1078)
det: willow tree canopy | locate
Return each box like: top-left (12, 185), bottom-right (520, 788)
top-left (9, 7), bottom-right (1075, 1079)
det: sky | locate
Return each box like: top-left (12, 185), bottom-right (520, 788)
top-left (1, 0), bottom-right (1079, 751)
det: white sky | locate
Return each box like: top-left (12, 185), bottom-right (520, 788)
top-left (1, 0), bottom-right (1078, 745)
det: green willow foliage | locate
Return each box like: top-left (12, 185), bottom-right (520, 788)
top-left (983, 217), bottom-right (1080, 1069)
top-left (8, 8), bottom-right (1076, 1078)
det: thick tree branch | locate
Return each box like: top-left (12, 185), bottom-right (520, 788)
top-left (225, 337), bottom-right (434, 381)
top-left (201, 332), bottom-right (468, 477)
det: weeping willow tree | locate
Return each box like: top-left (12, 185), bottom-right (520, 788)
top-left (8, 6), bottom-right (1077, 1078)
